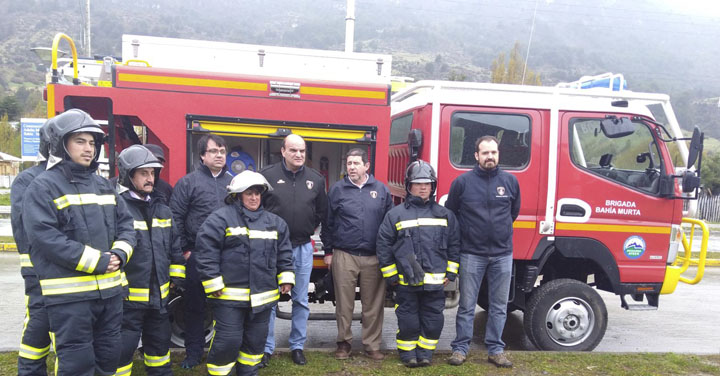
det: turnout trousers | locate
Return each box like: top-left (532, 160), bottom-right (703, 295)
top-left (394, 288), bottom-right (445, 362)
top-left (115, 306), bottom-right (172, 376)
top-left (18, 275), bottom-right (51, 376)
top-left (184, 253), bottom-right (208, 362)
top-left (206, 303), bottom-right (271, 376)
top-left (46, 294), bottom-right (123, 376)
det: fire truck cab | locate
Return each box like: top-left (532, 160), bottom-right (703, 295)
top-left (389, 75), bottom-right (708, 351)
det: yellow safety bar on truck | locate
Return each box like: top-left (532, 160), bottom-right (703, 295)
top-left (661, 218), bottom-right (709, 294)
top-left (47, 33), bottom-right (80, 119)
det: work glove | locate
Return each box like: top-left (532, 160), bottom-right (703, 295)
top-left (394, 235), bottom-right (425, 286)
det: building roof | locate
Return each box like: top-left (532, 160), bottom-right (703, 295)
top-left (0, 152), bottom-right (22, 162)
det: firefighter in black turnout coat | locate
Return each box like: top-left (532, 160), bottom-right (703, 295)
top-left (114, 145), bottom-right (186, 376)
top-left (376, 160), bottom-right (460, 368)
top-left (195, 171), bottom-right (294, 376)
top-left (22, 109), bottom-right (136, 376)
top-left (11, 123), bottom-right (51, 375)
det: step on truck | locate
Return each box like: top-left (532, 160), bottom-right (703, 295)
top-left (41, 33), bottom-right (394, 347)
top-left (388, 73), bottom-right (709, 351)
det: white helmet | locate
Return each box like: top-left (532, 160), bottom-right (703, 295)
top-left (225, 170), bottom-right (273, 204)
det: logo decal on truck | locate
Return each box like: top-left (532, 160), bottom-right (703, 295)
top-left (623, 236), bottom-right (646, 259)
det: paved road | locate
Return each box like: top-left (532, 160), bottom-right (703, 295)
top-left (1, 252), bottom-right (718, 354)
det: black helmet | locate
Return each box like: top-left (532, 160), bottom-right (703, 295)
top-left (143, 143), bottom-right (166, 163)
top-left (405, 160), bottom-right (437, 196)
top-left (117, 145), bottom-right (163, 191)
top-left (45, 109), bottom-right (105, 168)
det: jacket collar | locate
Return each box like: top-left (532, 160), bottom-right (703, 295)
top-left (342, 174), bottom-right (375, 188)
top-left (474, 164), bottom-right (499, 178)
top-left (198, 163), bottom-right (228, 178)
top-left (404, 194), bottom-right (433, 208)
top-left (281, 159), bottom-right (305, 177)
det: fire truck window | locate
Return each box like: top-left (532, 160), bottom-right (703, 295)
top-left (450, 112), bottom-right (531, 169)
top-left (390, 114), bottom-right (413, 145)
top-left (570, 119), bottom-right (663, 194)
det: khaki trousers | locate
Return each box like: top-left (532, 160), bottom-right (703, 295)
top-left (332, 250), bottom-right (386, 351)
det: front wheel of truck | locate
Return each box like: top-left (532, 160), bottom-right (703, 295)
top-left (524, 278), bottom-right (607, 351)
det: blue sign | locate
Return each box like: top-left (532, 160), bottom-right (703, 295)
top-left (21, 118), bottom-right (45, 160)
top-left (623, 236), bottom-right (646, 259)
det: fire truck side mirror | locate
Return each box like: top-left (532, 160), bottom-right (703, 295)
top-left (408, 129), bottom-right (423, 161)
top-left (600, 117), bottom-right (635, 139)
top-left (681, 170), bottom-right (701, 193)
top-left (686, 126), bottom-right (703, 170)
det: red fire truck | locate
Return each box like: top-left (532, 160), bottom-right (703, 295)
top-left (389, 75), bottom-right (708, 351)
top-left (43, 33), bottom-right (393, 346)
top-left (43, 33), bottom-right (708, 352)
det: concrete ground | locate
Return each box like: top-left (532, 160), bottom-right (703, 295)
top-left (1, 251), bottom-right (718, 354)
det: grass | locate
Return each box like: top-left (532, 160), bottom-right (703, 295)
top-left (0, 194), bottom-right (8, 206)
top-left (1, 351), bottom-right (718, 376)
top-left (0, 236), bottom-right (14, 243)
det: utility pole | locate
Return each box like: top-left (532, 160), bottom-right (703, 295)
top-left (84, 0), bottom-right (91, 57)
top-left (345, 0), bottom-right (355, 53)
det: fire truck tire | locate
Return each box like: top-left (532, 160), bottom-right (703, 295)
top-left (523, 278), bottom-right (607, 351)
top-left (168, 294), bottom-right (215, 348)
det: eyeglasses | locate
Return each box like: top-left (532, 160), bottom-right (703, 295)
top-left (206, 148), bottom-right (227, 156)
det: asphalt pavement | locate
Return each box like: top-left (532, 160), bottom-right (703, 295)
top-left (1, 252), bottom-right (718, 354)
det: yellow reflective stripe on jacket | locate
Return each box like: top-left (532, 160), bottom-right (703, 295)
top-left (396, 339), bottom-right (417, 351)
top-left (381, 263), bottom-right (398, 278)
top-left (417, 336), bottom-right (439, 350)
top-left (169, 264), bottom-right (186, 278)
top-left (208, 287), bottom-right (250, 301)
top-left (19, 253), bottom-right (33, 268)
top-left (277, 271), bottom-right (295, 285)
top-left (121, 272), bottom-right (128, 287)
top-left (152, 218), bottom-right (172, 228)
top-left (225, 227), bottom-right (277, 240)
top-left (127, 287), bottom-right (150, 302)
top-left (40, 270), bottom-right (122, 295)
top-left (447, 260), bottom-right (459, 274)
top-left (207, 361), bottom-right (235, 376)
top-left (133, 220), bottom-right (148, 230)
top-left (144, 350), bottom-right (170, 367)
top-left (202, 276), bottom-right (225, 294)
top-left (395, 217), bottom-right (448, 230)
top-left (398, 272), bottom-right (445, 286)
top-left (248, 230), bottom-right (277, 239)
top-left (225, 226), bottom-right (248, 237)
top-left (18, 343), bottom-right (50, 360)
top-left (76, 245), bottom-right (101, 274)
top-left (53, 193), bottom-right (116, 210)
top-left (250, 289), bottom-right (279, 307)
top-left (161, 281), bottom-right (170, 299)
top-left (114, 362), bottom-right (132, 376)
top-left (237, 351), bottom-right (263, 366)
top-left (112, 240), bottom-right (134, 261)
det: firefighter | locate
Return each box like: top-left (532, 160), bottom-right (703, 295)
top-left (22, 109), bottom-right (136, 376)
top-left (376, 160), bottom-right (461, 368)
top-left (195, 170), bottom-right (294, 376)
top-left (11, 123), bottom-right (51, 375)
top-left (114, 145), bottom-right (186, 376)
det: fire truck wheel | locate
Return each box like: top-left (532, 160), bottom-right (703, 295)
top-left (523, 278), bottom-right (607, 351)
top-left (168, 294), bottom-right (215, 348)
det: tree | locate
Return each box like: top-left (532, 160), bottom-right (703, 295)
top-left (0, 113), bottom-right (21, 157)
top-left (490, 42), bottom-right (542, 86)
top-left (701, 151), bottom-right (720, 195)
top-left (0, 95), bottom-right (21, 121)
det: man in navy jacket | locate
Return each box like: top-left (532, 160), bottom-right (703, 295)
top-left (324, 148), bottom-right (392, 361)
top-left (447, 135), bottom-right (520, 368)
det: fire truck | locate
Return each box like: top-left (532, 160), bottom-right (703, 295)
top-left (43, 33), bottom-right (393, 346)
top-left (43, 33), bottom-right (708, 351)
top-left (389, 74), bottom-right (709, 350)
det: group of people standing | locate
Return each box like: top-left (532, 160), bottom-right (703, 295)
top-left (11, 108), bottom-right (520, 376)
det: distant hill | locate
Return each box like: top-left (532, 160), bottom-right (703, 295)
top-left (1, 0), bottom-right (718, 135)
